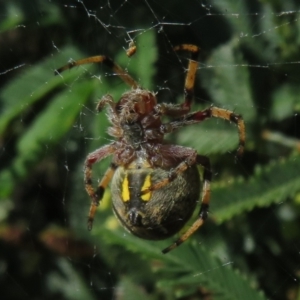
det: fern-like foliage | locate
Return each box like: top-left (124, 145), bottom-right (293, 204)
top-left (211, 155), bottom-right (300, 223)
top-left (1, 1), bottom-right (300, 300)
top-left (94, 225), bottom-right (266, 300)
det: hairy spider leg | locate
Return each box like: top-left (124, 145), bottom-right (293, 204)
top-left (96, 94), bottom-right (116, 113)
top-left (84, 145), bottom-right (117, 230)
top-left (160, 106), bottom-right (246, 157)
top-left (55, 55), bottom-right (139, 89)
top-left (153, 44), bottom-right (200, 118)
top-left (174, 44), bottom-right (200, 111)
top-left (162, 154), bottom-right (211, 253)
top-left (141, 149), bottom-right (198, 193)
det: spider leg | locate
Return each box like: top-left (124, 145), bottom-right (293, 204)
top-left (143, 158), bottom-right (194, 194)
top-left (162, 154), bottom-right (211, 254)
top-left (141, 145), bottom-right (198, 194)
top-left (174, 44), bottom-right (200, 111)
top-left (84, 144), bottom-right (116, 230)
top-left (154, 102), bottom-right (191, 118)
top-left (55, 55), bottom-right (139, 89)
top-left (96, 94), bottom-right (116, 113)
top-left (153, 44), bottom-right (200, 117)
top-left (160, 106), bottom-right (246, 157)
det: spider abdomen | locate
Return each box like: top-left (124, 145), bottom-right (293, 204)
top-left (111, 158), bottom-right (201, 240)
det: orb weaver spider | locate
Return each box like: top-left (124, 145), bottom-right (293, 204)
top-left (55, 44), bottom-right (245, 254)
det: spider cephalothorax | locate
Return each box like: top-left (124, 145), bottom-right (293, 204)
top-left (55, 44), bottom-right (245, 253)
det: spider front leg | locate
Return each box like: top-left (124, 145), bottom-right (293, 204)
top-left (84, 144), bottom-right (116, 230)
top-left (161, 106), bottom-right (246, 157)
top-left (55, 55), bottom-right (139, 89)
top-left (174, 44), bottom-right (200, 111)
top-left (153, 44), bottom-right (200, 117)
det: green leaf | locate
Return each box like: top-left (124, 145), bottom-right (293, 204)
top-left (211, 0), bottom-right (251, 39)
top-left (200, 40), bottom-right (256, 122)
top-left (177, 119), bottom-right (241, 155)
top-left (210, 0), bottom-right (276, 62)
top-left (0, 46), bottom-right (85, 135)
top-left (0, 4), bottom-right (24, 30)
top-left (115, 277), bottom-right (157, 300)
top-left (0, 80), bottom-right (95, 198)
top-left (211, 155), bottom-right (300, 222)
top-left (18, 81), bottom-right (93, 154)
top-left (157, 247), bottom-right (266, 300)
top-left (270, 84), bottom-right (300, 121)
top-left (47, 258), bottom-right (95, 300)
top-left (97, 227), bottom-right (266, 300)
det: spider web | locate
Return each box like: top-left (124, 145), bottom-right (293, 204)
top-left (0, 1), bottom-right (300, 299)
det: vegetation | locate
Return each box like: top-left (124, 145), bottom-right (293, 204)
top-left (0, 1), bottom-right (300, 299)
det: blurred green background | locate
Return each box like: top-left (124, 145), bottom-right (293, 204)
top-left (1, 1), bottom-right (300, 299)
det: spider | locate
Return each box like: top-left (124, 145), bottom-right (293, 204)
top-left (55, 44), bottom-right (245, 254)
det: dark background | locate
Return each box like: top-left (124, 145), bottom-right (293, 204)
top-left (1, 1), bottom-right (300, 299)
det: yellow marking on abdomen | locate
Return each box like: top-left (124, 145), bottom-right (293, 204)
top-left (141, 174), bottom-right (152, 201)
top-left (121, 175), bottom-right (130, 202)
